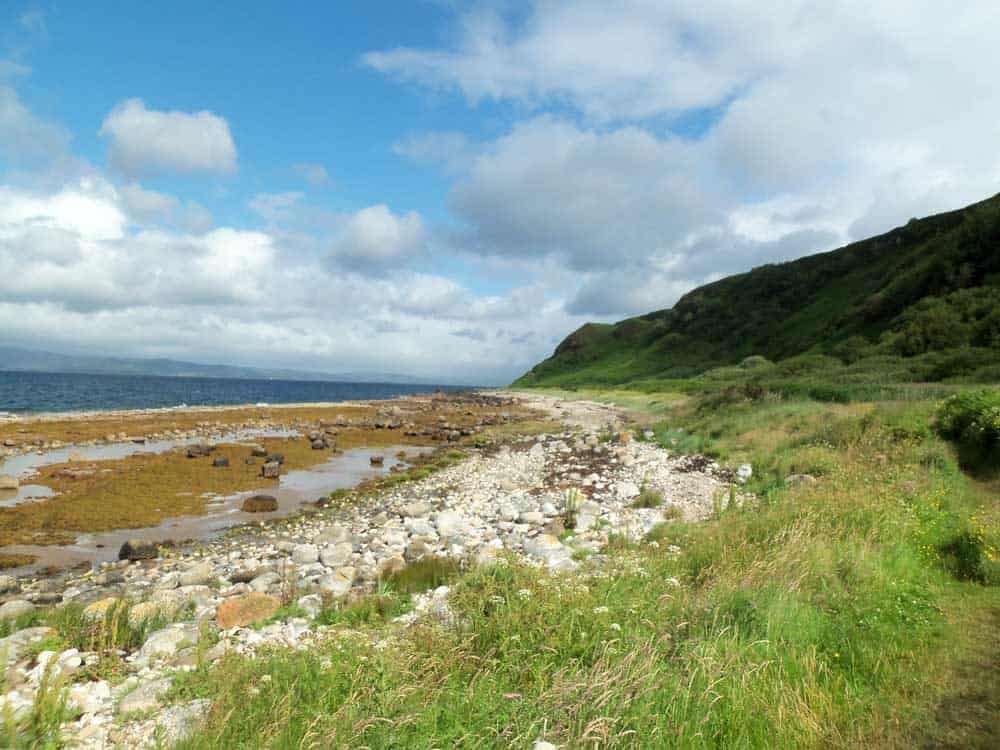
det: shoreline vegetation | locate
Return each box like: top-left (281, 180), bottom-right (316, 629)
top-left (0, 384), bottom-right (996, 747)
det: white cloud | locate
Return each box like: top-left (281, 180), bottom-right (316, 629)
top-left (393, 131), bottom-right (474, 175)
top-left (292, 163), bottom-right (330, 186)
top-left (0, 84), bottom-right (71, 166)
top-left (449, 116), bottom-right (722, 271)
top-left (328, 204), bottom-right (428, 272)
top-left (120, 183), bottom-right (179, 223)
top-left (364, 1), bottom-right (770, 122)
top-left (99, 98), bottom-right (238, 177)
top-left (248, 192), bottom-right (303, 223)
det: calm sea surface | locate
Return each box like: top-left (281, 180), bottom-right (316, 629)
top-left (0, 370), bottom-right (465, 414)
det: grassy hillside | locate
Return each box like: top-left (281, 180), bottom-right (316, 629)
top-left (516, 193), bottom-right (1000, 392)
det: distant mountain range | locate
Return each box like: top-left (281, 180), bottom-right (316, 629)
top-left (0, 346), bottom-right (459, 386)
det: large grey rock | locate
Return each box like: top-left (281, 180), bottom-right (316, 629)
top-left (292, 544), bottom-right (319, 565)
top-left (523, 535), bottom-right (577, 573)
top-left (138, 624), bottom-right (200, 661)
top-left (118, 677), bottom-right (173, 715)
top-left (404, 517), bottom-right (435, 537)
top-left (0, 626), bottom-right (57, 666)
top-left (249, 570), bottom-right (281, 593)
top-left (314, 524), bottom-right (351, 545)
top-left (319, 542), bottom-right (352, 568)
top-left (318, 572), bottom-right (352, 598)
top-left (179, 561), bottom-right (214, 587)
top-left (0, 599), bottom-right (35, 620)
top-left (156, 699), bottom-right (211, 745)
top-left (615, 481), bottom-right (640, 502)
top-left (435, 510), bottom-right (468, 539)
top-left (68, 679), bottom-right (111, 714)
top-left (401, 501), bottom-right (429, 518)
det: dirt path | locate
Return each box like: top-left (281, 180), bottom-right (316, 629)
top-left (502, 390), bottom-right (630, 432)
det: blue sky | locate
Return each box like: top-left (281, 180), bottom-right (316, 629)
top-left (2, 1), bottom-right (999, 383)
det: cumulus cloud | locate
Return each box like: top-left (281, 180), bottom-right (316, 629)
top-left (120, 182), bottom-right (179, 223)
top-left (328, 204), bottom-right (428, 272)
top-left (0, 84), bottom-right (71, 166)
top-left (364, 1), bottom-right (767, 122)
top-left (0, 177), bottom-right (565, 382)
top-left (99, 98), bottom-right (238, 177)
top-left (370, 1), bottom-right (1000, 318)
top-left (449, 116), bottom-right (722, 271)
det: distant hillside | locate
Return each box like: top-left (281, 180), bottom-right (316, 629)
top-left (0, 346), bottom-right (439, 385)
top-left (516, 193), bottom-right (1000, 389)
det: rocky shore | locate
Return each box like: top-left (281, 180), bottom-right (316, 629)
top-left (0, 392), bottom-right (741, 748)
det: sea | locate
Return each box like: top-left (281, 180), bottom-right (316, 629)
top-left (0, 370), bottom-right (467, 415)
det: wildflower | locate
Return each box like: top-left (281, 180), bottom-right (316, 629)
top-left (517, 588), bottom-right (533, 600)
top-left (593, 605), bottom-right (609, 614)
top-left (609, 623), bottom-right (622, 632)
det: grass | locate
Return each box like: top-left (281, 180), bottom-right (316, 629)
top-left (630, 483), bottom-right (664, 508)
top-left (164, 387), bottom-right (998, 749)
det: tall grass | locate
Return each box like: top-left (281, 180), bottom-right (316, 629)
top-left (173, 395), bottom-right (998, 748)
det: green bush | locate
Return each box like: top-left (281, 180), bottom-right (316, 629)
top-left (936, 390), bottom-right (1000, 471)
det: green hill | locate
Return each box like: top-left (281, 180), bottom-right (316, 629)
top-left (516, 192), bottom-right (1000, 395)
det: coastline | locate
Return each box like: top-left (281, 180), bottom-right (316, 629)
top-left (0, 390), bottom-right (540, 574)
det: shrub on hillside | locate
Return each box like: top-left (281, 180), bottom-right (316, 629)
top-left (936, 390), bottom-right (1000, 471)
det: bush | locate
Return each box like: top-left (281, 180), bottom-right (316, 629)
top-left (936, 390), bottom-right (1000, 471)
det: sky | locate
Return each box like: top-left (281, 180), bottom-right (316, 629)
top-left (1, 1), bottom-right (999, 385)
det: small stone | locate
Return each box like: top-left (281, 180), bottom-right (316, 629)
top-left (261, 461), bottom-right (281, 479)
top-left (785, 473), bottom-right (817, 487)
top-left (0, 474), bottom-right (18, 490)
top-left (216, 593), bottom-right (281, 629)
top-left (297, 594), bottom-right (323, 619)
top-left (0, 574), bottom-right (17, 594)
top-left (213, 456), bottom-right (230, 468)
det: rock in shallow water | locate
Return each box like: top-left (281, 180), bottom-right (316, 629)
top-left (119, 538), bottom-right (158, 562)
top-left (242, 494), bottom-right (278, 513)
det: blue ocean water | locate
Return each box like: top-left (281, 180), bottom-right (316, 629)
top-left (0, 370), bottom-right (465, 414)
